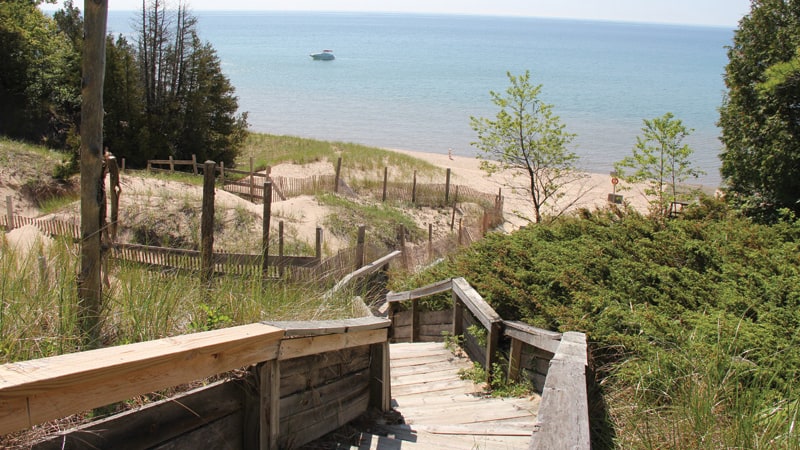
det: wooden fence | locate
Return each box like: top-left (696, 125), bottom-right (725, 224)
top-left (386, 277), bottom-right (590, 449)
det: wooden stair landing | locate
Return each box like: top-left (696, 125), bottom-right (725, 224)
top-left (353, 342), bottom-right (540, 449)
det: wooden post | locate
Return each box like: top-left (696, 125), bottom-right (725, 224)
top-left (259, 360), bottom-right (280, 450)
top-left (200, 161), bottom-right (216, 284)
top-left (508, 338), bottom-right (523, 383)
top-left (78, 0), bottom-right (108, 349)
top-left (458, 218), bottom-right (463, 245)
top-left (382, 167), bottom-right (388, 202)
top-left (262, 182), bottom-right (272, 279)
top-left (427, 223), bottom-right (433, 261)
top-left (411, 170), bottom-right (417, 204)
top-left (334, 156), bottom-right (342, 193)
top-left (108, 155), bottom-right (120, 241)
top-left (249, 157), bottom-right (255, 202)
top-left (219, 161), bottom-right (225, 187)
top-left (411, 299), bottom-right (420, 343)
top-left (445, 168), bottom-right (451, 204)
top-left (169, 155), bottom-right (174, 173)
top-left (278, 221), bottom-right (285, 278)
top-left (191, 154), bottom-right (198, 175)
top-left (369, 341), bottom-right (391, 412)
top-left (485, 320), bottom-right (501, 385)
top-left (355, 225), bottom-right (366, 269)
top-left (6, 196), bottom-right (13, 230)
top-left (315, 227), bottom-right (323, 260)
top-left (452, 291), bottom-right (463, 337)
top-left (450, 200), bottom-right (457, 231)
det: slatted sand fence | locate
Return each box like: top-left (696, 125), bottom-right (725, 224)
top-left (358, 341), bottom-right (539, 449)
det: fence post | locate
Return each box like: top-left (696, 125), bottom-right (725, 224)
top-left (382, 167), bottom-right (388, 202)
top-left (192, 154), bottom-right (198, 175)
top-left (427, 223), bottom-right (433, 261)
top-left (169, 155), bottom-right (174, 173)
top-left (201, 161), bottom-right (216, 284)
top-left (355, 225), bottom-right (366, 270)
top-left (250, 157), bottom-right (255, 202)
top-left (369, 341), bottom-right (391, 412)
top-left (334, 156), bottom-right (342, 193)
top-left (220, 161), bottom-right (225, 187)
top-left (6, 196), bottom-right (13, 230)
top-left (486, 320), bottom-right (501, 385)
top-left (458, 218), bottom-right (463, 245)
top-left (278, 220), bottom-right (285, 278)
top-left (262, 181), bottom-right (272, 279)
top-left (315, 227), bottom-right (323, 260)
top-left (411, 299), bottom-right (420, 343)
top-left (445, 168), bottom-right (451, 204)
top-left (411, 170), bottom-right (417, 204)
top-left (508, 338), bottom-right (524, 383)
top-left (452, 290), bottom-right (463, 337)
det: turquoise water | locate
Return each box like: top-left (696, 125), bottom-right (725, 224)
top-left (107, 11), bottom-right (733, 184)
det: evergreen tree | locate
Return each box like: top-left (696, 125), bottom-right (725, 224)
top-left (719, 0), bottom-right (800, 220)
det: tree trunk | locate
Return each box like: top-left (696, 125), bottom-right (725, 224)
top-left (78, 0), bottom-right (108, 349)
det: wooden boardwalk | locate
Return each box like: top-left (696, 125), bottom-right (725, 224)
top-left (353, 342), bottom-right (540, 449)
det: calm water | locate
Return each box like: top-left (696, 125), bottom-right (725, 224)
top-left (107, 11), bottom-right (733, 185)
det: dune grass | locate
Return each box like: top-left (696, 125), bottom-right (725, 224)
top-left (241, 132), bottom-right (440, 179)
top-left (0, 234), bottom-right (359, 364)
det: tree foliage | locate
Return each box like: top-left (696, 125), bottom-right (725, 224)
top-left (719, 0), bottom-right (800, 220)
top-left (0, 0), bottom-right (247, 168)
top-left (615, 112), bottom-right (704, 219)
top-left (470, 71), bottom-right (583, 224)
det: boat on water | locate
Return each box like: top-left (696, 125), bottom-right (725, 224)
top-left (310, 50), bottom-right (335, 60)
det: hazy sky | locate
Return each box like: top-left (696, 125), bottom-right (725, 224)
top-left (43, 1), bottom-right (749, 27)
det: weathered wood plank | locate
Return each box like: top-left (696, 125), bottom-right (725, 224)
top-left (504, 321), bottom-right (562, 354)
top-left (451, 277), bottom-right (501, 331)
top-left (0, 324), bottom-right (284, 435)
top-left (529, 332), bottom-right (589, 450)
top-left (31, 380), bottom-right (245, 450)
top-left (277, 328), bottom-right (386, 361)
top-left (265, 317), bottom-right (390, 337)
top-left (386, 279), bottom-right (453, 302)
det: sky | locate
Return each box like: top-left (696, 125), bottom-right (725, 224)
top-left (42, 1), bottom-right (750, 27)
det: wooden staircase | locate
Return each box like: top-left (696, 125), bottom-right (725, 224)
top-left (344, 342), bottom-right (540, 449)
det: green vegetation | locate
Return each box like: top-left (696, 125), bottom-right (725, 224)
top-left (0, 236), bottom-right (357, 364)
top-left (318, 193), bottom-right (425, 249)
top-left (615, 112), bottom-right (704, 219)
top-left (470, 70), bottom-right (582, 224)
top-left (719, 0), bottom-right (800, 220)
top-left (0, 0), bottom-right (247, 169)
top-left (241, 132), bottom-right (440, 178)
top-left (393, 202), bottom-right (800, 448)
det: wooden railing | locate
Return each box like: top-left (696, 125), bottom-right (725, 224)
top-left (385, 277), bottom-right (590, 449)
top-left (0, 318), bottom-right (392, 449)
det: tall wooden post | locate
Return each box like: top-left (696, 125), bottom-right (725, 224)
top-left (444, 168), bottom-right (451, 204)
top-left (191, 154), bottom-right (198, 175)
top-left (355, 225), bottom-right (366, 269)
top-left (6, 196), bottom-right (13, 230)
top-left (200, 161), bottom-right (216, 284)
top-left (249, 157), bottom-right (255, 202)
top-left (427, 223), bottom-right (433, 261)
top-left (382, 167), bottom-right (388, 202)
top-left (334, 156), bottom-right (342, 193)
top-left (315, 227), bottom-right (323, 260)
top-left (78, 0), bottom-right (108, 349)
top-left (278, 220), bottom-right (285, 278)
top-left (411, 170), bottom-right (417, 204)
top-left (262, 181), bottom-right (272, 279)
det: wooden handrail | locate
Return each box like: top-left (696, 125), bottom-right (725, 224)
top-left (0, 317), bottom-right (393, 442)
top-left (0, 323), bottom-right (285, 435)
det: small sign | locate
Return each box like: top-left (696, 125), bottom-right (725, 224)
top-left (611, 177), bottom-right (619, 186)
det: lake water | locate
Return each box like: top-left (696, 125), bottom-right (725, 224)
top-left (107, 11), bottom-right (733, 185)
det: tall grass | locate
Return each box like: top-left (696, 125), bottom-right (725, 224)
top-left (607, 322), bottom-right (800, 449)
top-left (0, 234), bottom-right (360, 364)
top-left (241, 132), bottom-right (440, 178)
